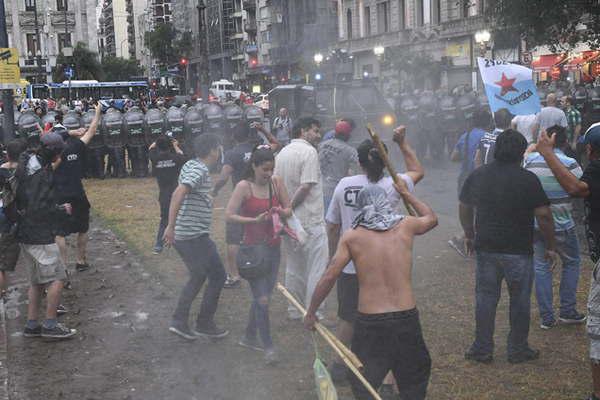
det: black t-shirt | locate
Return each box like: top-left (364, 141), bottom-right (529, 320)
top-left (582, 159), bottom-right (600, 235)
top-left (460, 161), bottom-right (549, 255)
top-left (149, 149), bottom-right (186, 197)
top-left (54, 137), bottom-right (86, 199)
top-left (223, 141), bottom-right (254, 186)
top-left (477, 129), bottom-right (502, 165)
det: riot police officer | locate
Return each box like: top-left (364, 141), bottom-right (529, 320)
top-left (124, 106), bottom-right (148, 177)
top-left (102, 108), bottom-right (127, 178)
top-left (183, 106), bottom-right (204, 156)
top-left (417, 91), bottom-right (438, 160)
top-left (203, 103), bottom-right (225, 138)
top-left (17, 110), bottom-right (42, 150)
top-left (144, 107), bottom-right (165, 165)
top-left (82, 108), bottom-right (105, 178)
top-left (165, 106), bottom-right (185, 145)
top-left (244, 105), bottom-right (265, 145)
top-left (438, 93), bottom-right (460, 156)
top-left (456, 90), bottom-right (478, 152)
top-left (223, 104), bottom-right (243, 149)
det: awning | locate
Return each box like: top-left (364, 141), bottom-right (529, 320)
top-left (531, 54), bottom-right (566, 72)
top-left (563, 51), bottom-right (600, 71)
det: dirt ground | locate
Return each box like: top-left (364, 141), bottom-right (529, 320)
top-left (4, 162), bottom-right (594, 400)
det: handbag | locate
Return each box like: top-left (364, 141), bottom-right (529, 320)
top-left (237, 180), bottom-right (273, 281)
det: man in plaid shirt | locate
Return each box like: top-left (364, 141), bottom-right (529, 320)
top-left (563, 96), bottom-right (582, 147)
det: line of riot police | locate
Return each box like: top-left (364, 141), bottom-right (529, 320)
top-left (12, 102), bottom-right (267, 179)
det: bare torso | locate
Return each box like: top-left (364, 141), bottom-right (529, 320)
top-left (346, 222), bottom-right (416, 314)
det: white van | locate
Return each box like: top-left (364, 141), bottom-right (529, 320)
top-left (210, 79), bottom-right (242, 101)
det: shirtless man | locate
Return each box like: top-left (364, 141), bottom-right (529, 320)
top-left (304, 183), bottom-right (438, 400)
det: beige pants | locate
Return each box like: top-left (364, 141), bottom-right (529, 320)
top-left (283, 224), bottom-right (329, 316)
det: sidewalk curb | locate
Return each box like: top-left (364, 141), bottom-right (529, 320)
top-left (0, 301), bottom-right (10, 400)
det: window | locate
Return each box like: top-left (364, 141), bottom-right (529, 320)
top-left (432, 0), bottom-right (440, 24)
top-left (58, 33), bottom-right (72, 52)
top-left (416, 0), bottom-right (424, 26)
top-left (56, 0), bottom-right (67, 11)
top-left (398, 0), bottom-right (405, 29)
top-left (26, 33), bottom-right (38, 57)
top-left (364, 6), bottom-right (371, 36)
top-left (377, 1), bottom-right (389, 33)
top-left (346, 9), bottom-right (352, 40)
top-left (25, 0), bottom-right (35, 11)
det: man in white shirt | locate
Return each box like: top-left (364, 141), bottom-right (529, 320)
top-left (511, 114), bottom-right (537, 144)
top-left (274, 117), bottom-right (328, 319)
top-left (325, 126), bottom-right (424, 386)
top-left (532, 93), bottom-right (568, 141)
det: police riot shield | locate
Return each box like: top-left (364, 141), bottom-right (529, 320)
top-left (223, 104), bottom-right (243, 148)
top-left (203, 103), bottom-right (225, 141)
top-left (123, 106), bottom-right (145, 147)
top-left (144, 108), bottom-right (165, 145)
top-left (63, 110), bottom-right (82, 130)
top-left (184, 107), bottom-right (204, 145)
top-left (165, 106), bottom-right (185, 142)
top-left (17, 110), bottom-right (42, 148)
top-left (102, 108), bottom-right (124, 147)
top-left (244, 105), bottom-right (265, 144)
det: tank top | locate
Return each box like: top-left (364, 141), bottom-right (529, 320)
top-left (240, 180), bottom-right (281, 246)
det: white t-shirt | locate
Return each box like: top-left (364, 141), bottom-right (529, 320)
top-left (511, 114), bottom-right (537, 143)
top-left (274, 138), bottom-right (324, 227)
top-left (325, 173), bottom-right (415, 274)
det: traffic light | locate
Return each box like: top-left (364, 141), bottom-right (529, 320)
top-left (249, 56), bottom-right (258, 68)
top-left (179, 58), bottom-right (188, 66)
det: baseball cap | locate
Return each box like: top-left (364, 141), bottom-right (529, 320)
top-left (40, 131), bottom-right (66, 151)
top-left (582, 122), bottom-right (600, 150)
top-left (335, 120), bottom-right (353, 137)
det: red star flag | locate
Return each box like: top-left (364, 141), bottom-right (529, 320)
top-left (477, 57), bottom-right (541, 115)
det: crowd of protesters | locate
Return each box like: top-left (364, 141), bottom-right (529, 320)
top-left (2, 85), bottom-right (600, 400)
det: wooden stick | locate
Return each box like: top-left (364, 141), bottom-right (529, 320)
top-left (366, 124), bottom-right (416, 216)
top-left (276, 283), bottom-right (382, 400)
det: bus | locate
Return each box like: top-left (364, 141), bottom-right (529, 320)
top-left (28, 80), bottom-right (150, 100)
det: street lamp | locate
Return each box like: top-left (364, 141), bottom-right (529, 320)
top-left (313, 53), bottom-right (323, 66)
top-left (373, 46), bottom-right (385, 58)
top-left (474, 30), bottom-right (491, 57)
top-left (373, 46), bottom-right (385, 89)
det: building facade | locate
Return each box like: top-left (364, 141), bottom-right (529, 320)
top-left (335, 0), bottom-right (505, 94)
top-left (99, 0), bottom-right (137, 60)
top-left (5, 0), bottom-right (99, 83)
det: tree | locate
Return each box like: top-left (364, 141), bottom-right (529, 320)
top-left (144, 23), bottom-right (192, 66)
top-left (53, 42), bottom-right (104, 82)
top-left (484, 0), bottom-right (600, 52)
top-left (101, 56), bottom-right (143, 81)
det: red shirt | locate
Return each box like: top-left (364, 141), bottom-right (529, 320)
top-left (240, 182), bottom-right (281, 246)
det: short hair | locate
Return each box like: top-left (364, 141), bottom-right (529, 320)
top-left (547, 125), bottom-right (567, 148)
top-left (494, 129), bottom-right (527, 163)
top-left (340, 117), bottom-right (356, 130)
top-left (55, 112), bottom-right (63, 123)
top-left (564, 96), bottom-right (574, 106)
top-left (193, 133), bottom-right (221, 158)
top-left (155, 135), bottom-right (172, 151)
top-left (233, 123), bottom-right (250, 143)
top-left (6, 139), bottom-right (27, 162)
top-left (474, 109), bottom-right (492, 130)
top-left (493, 108), bottom-right (513, 130)
top-left (291, 117), bottom-right (320, 139)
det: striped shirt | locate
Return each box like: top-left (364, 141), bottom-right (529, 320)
top-left (524, 149), bottom-right (583, 231)
top-left (174, 159), bottom-right (213, 240)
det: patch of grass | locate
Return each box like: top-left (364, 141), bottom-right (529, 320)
top-left (84, 177), bottom-right (594, 400)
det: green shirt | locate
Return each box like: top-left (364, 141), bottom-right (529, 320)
top-left (174, 159), bottom-right (213, 241)
top-left (565, 107), bottom-right (582, 142)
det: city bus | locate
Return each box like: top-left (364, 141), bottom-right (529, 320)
top-left (28, 80), bottom-right (150, 100)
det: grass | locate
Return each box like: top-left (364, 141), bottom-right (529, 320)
top-left (84, 176), bottom-right (594, 400)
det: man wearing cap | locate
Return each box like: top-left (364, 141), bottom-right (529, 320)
top-left (537, 123), bottom-right (600, 400)
top-left (15, 132), bottom-right (77, 339)
top-left (318, 118), bottom-right (360, 212)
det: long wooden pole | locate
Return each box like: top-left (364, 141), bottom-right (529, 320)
top-left (366, 124), bottom-right (416, 216)
top-left (276, 283), bottom-right (382, 400)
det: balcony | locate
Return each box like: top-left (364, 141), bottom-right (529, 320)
top-left (242, 0), bottom-right (256, 9)
top-left (439, 15), bottom-right (485, 38)
top-left (338, 30), bottom-right (412, 54)
top-left (245, 43), bottom-right (258, 53)
top-left (244, 21), bottom-right (257, 33)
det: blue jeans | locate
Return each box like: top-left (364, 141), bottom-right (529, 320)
top-left (246, 245), bottom-right (280, 349)
top-left (173, 235), bottom-right (227, 327)
top-left (533, 228), bottom-right (581, 323)
top-left (471, 251), bottom-right (534, 356)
